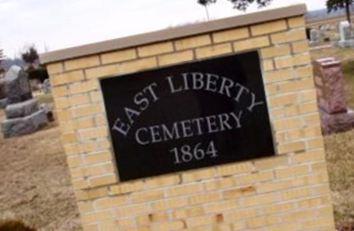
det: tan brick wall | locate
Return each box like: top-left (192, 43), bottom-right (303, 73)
top-left (46, 15), bottom-right (335, 231)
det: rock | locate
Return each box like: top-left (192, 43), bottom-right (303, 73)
top-left (5, 99), bottom-right (39, 119)
top-left (0, 98), bottom-right (8, 109)
top-left (0, 79), bottom-right (6, 99)
top-left (1, 109), bottom-right (48, 138)
top-left (42, 79), bottom-right (51, 94)
top-left (4, 65), bottom-right (32, 104)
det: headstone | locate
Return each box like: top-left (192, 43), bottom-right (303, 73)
top-left (1, 65), bottom-right (48, 138)
top-left (313, 57), bottom-right (354, 134)
top-left (4, 65), bottom-right (32, 104)
top-left (310, 29), bottom-right (320, 46)
top-left (0, 78), bottom-right (8, 109)
top-left (338, 21), bottom-right (354, 47)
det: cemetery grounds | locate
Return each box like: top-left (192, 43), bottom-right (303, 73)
top-left (0, 47), bottom-right (352, 230)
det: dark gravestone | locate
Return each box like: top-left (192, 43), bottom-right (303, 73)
top-left (4, 66), bottom-right (32, 104)
top-left (0, 79), bottom-right (7, 109)
top-left (1, 65), bottom-right (48, 138)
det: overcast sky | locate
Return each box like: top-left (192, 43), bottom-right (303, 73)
top-left (0, 0), bottom-right (326, 58)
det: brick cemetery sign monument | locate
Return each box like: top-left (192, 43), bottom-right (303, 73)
top-left (41, 4), bottom-right (336, 230)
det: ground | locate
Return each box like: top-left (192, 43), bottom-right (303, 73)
top-left (0, 110), bottom-right (81, 230)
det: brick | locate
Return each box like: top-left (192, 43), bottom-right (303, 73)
top-left (71, 179), bottom-right (90, 189)
top-left (275, 56), bottom-right (293, 69)
top-left (295, 65), bottom-right (313, 78)
top-left (94, 196), bottom-right (129, 209)
top-left (85, 64), bottom-right (119, 79)
top-left (173, 206), bottom-right (205, 219)
top-left (101, 48), bottom-right (137, 64)
top-left (188, 192), bottom-right (221, 205)
top-left (138, 42), bottom-right (173, 57)
top-left (81, 210), bottom-right (112, 224)
top-left (72, 104), bottom-right (102, 118)
top-left (167, 183), bottom-right (203, 197)
top-left (292, 40), bottom-right (309, 54)
top-left (213, 27), bottom-right (249, 43)
top-left (75, 117), bottom-right (95, 130)
top-left (186, 214), bottom-right (216, 228)
top-left (66, 155), bottom-right (82, 168)
top-left (262, 202), bottom-right (295, 214)
top-left (68, 93), bottom-right (91, 106)
top-left (288, 16), bottom-right (305, 28)
top-left (204, 177), bottom-right (234, 191)
top-left (55, 97), bottom-right (69, 109)
top-left (77, 201), bottom-right (94, 214)
top-left (278, 141), bottom-right (306, 154)
top-left (216, 162), bottom-right (254, 176)
top-left (86, 163), bottom-right (114, 177)
top-left (115, 204), bottom-right (150, 218)
top-left (144, 175), bottom-right (180, 189)
top-left (273, 117), bottom-right (304, 131)
top-left (275, 165), bottom-right (309, 179)
top-left (261, 44), bottom-right (291, 59)
top-left (79, 127), bottom-right (108, 140)
top-left (65, 55), bottom-right (100, 71)
top-left (175, 35), bottom-right (211, 50)
top-left (118, 57), bottom-right (157, 74)
top-left (255, 156), bottom-right (288, 170)
top-left (293, 52), bottom-right (311, 66)
top-left (271, 29), bottom-right (306, 44)
top-left (158, 50), bottom-right (194, 66)
top-left (223, 209), bottom-right (257, 222)
top-left (246, 215), bottom-right (280, 228)
top-left (109, 181), bottom-right (144, 195)
top-left (150, 221), bottom-right (185, 231)
top-left (182, 168), bottom-right (215, 182)
top-left (89, 174), bottom-right (116, 187)
top-left (52, 85), bottom-right (69, 97)
top-left (262, 59), bottom-right (274, 71)
top-left (47, 62), bottom-right (64, 74)
top-left (51, 70), bottom-right (85, 86)
top-left (240, 193), bottom-right (281, 207)
top-left (234, 36), bottom-right (270, 51)
top-left (223, 186), bottom-right (256, 199)
top-left (195, 43), bottom-right (232, 59)
top-left (62, 132), bottom-right (77, 144)
top-left (269, 93), bottom-right (298, 108)
top-left (234, 171), bottom-right (274, 186)
top-left (264, 68), bottom-right (293, 83)
top-left (131, 189), bottom-right (165, 203)
top-left (282, 187), bottom-right (310, 200)
top-left (84, 151), bottom-right (112, 165)
top-left (69, 80), bottom-right (99, 94)
top-left (307, 138), bottom-right (325, 149)
top-left (257, 180), bottom-right (292, 193)
top-left (251, 20), bottom-right (287, 36)
top-left (151, 197), bottom-right (188, 211)
top-left (293, 149), bottom-right (325, 164)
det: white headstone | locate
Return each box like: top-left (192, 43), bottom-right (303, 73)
top-left (339, 21), bottom-right (351, 42)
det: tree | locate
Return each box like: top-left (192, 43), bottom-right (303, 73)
top-left (21, 46), bottom-right (39, 66)
top-left (327, 0), bottom-right (353, 24)
top-left (197, 0), bottom-right (272, 13)
top-left (198, 0), bottom-right (216, 20)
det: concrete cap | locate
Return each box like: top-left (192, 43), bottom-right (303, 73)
top-left (40, 4), bottom-right (306, 64)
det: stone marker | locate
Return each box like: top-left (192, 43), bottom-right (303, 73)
top-left (338, 21), bottom-right (354, 47)
top-left (313, 57), bottom-right (354, 134)
top-left (310, 28), bottom-right (320, 45)
top-left (1, 65), bottom-right (48, 138)
top-left (4, 66), bottom-right (32, 104)
top-left (0, 78), bottom-right (7, 109)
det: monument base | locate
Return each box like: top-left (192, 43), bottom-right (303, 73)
top-left (1, 109), bottom-right (48, 138)
top-left (0, 98), bottom-right (8, 109)
top-left (321, 109), bottom-right (354, 135)
top-left (5, 99), bottom-right (39, 119)
top-left (337, 39), bottom-right (354, 48)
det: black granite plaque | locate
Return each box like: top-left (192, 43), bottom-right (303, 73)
top-left (101, 51), bottom-right (275, 181)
